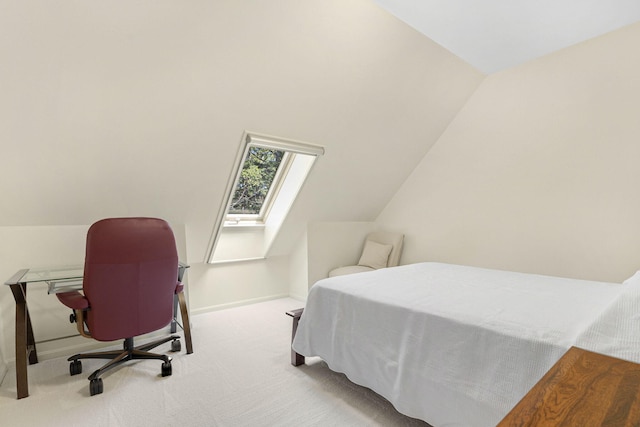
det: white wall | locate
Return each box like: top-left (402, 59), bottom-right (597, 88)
top-left (377, 22), bottom-right (640, 283)
top-left (289, 232), bottom-right (309, 302)
top-left (211, 227), bottom-right (266, 263)
top-left (1, 0), bottom-right (482, 261)
top-left (187, 256), bottom-right (289, 315)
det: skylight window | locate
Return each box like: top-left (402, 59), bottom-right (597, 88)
top-left (226, 147), bottom-right (291, 224)
top-left (206, 132), bottom-right (324, 263)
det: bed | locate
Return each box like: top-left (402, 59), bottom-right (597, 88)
top-left (291, 262), bottom-right (640, 427)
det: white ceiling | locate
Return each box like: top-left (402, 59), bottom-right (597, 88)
top-left (372, 0), bottom-right (640, 74)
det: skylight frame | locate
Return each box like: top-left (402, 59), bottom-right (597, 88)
top-left (206, 131), bottom-right (324, 263)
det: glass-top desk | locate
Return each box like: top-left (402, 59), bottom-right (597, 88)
top-left (4, 262), bottom-right (191, 399)
top-left (12, 265), bottom-right (84, 286)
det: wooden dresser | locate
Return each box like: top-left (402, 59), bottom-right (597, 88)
top-left (498, 346), bottom-right (640, 426)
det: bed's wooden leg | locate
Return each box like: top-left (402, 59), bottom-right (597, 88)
top-left (286, 308), bottom-right (305, 366)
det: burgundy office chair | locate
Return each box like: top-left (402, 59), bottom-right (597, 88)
top-left (57, 217), bottom-right (186, 396)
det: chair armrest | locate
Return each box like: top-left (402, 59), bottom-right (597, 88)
top-left (175, 281), bottom-right (184, 294)
top-left (57, 291), bottom-right (90, 310)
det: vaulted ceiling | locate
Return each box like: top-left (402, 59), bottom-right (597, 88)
top-left (372, 0), bottom-right (640, 73)
top-left (5, 1), bottom-right (638, 262)
top-left (0, 1), bottom-right (483, 261)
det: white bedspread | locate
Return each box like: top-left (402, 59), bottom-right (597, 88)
top-left (292, 262), bottom-right (627, 427)
top-left (576, 271), bottom-right (640, 363)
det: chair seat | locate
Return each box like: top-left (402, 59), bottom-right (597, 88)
top-left (329, 265), bottom-right (375, 277)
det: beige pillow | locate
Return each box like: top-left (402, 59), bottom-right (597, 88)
top-left (357, 240), bottom-right (393, 270)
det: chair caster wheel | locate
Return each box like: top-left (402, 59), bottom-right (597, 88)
top-left (171, 339), bottom-right (181, 352)
top-left (161, 361), bottom-right (172, 377)
top-left (89, 378), bottom-right (103, 396)
top-left (69, 312), bottom-right (76, 323)
top-left (70, 360), bottom-right (82, 376)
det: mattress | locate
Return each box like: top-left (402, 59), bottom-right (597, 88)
top-left (292, 262), bottom-right (631, 427)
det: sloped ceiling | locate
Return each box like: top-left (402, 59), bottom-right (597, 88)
top-left (5, 1), bottom-right (639, 263)
top-left (0, 0), bottom-right (483, 261)
top-left (372, 0), bottom-right (640, 73)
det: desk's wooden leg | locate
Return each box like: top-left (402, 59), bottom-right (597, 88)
top-left (10, 283), bottom-right (32, 399)
top-left (177, 292), bottom-right (193, 354)
top-left (286, 309), bottom-right (305, 366)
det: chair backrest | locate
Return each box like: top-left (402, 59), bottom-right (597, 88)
top-left (83, 218), bottom-right (179, 341)
top-left (365, 231), bottom-right (404, 267)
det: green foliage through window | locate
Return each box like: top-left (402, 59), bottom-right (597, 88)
top-left (228, 147), bottom-right (285, 215)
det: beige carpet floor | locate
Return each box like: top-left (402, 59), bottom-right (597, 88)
top-left (0, 297), bottom-right (429, 426)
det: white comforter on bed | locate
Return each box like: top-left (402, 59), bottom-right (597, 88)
top-left (292, 262), bottom-right (629, 427)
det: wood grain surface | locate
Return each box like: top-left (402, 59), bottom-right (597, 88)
top-left (498, 347), bottom-right (640, 427)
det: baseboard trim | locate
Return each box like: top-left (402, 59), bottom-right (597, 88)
top-left (288, 292), bottom-right (307, 303)
top-left (190, 293), bottom-right (290, 316)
